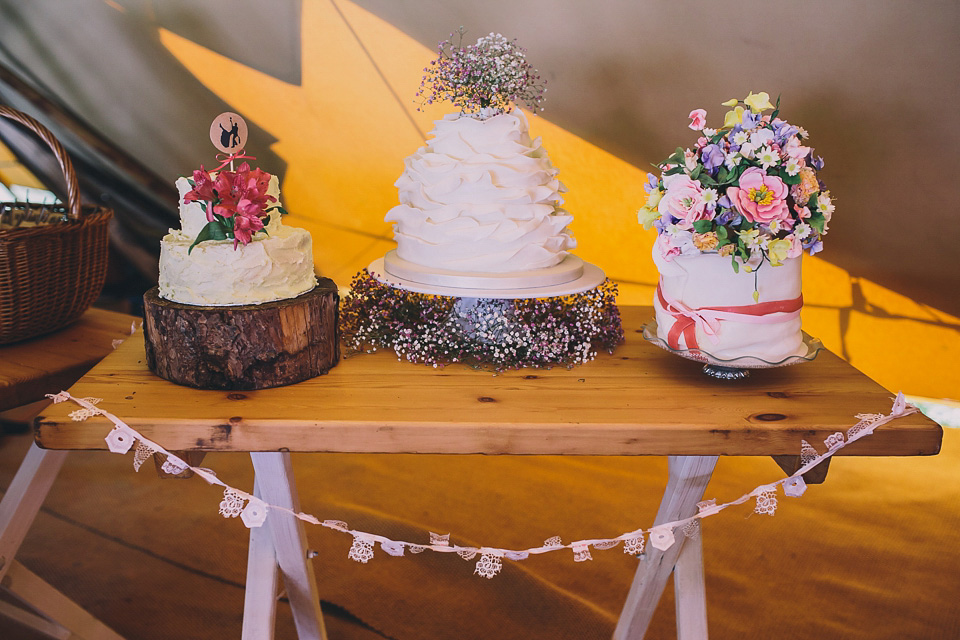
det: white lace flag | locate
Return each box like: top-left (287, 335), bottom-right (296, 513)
top-left (218, 488), bottom-right (245, 518)
top-left (105, 426), bottom-right (135, 454)
top-left (240, 497), bottom-right (268, 528)
top-left (474, 553), bottom-right (502, 579)
top-left (132, 440), bottom-right (157, 472)
top-left (755, 486), bottom-right (779, 515)
top-left (649, 526), bottom-right (675, 551)
top-left (623, 534), bottom-right (645, 556)
top-left (348, 536), bottom-right (375, 563)
top-left (784, 475), bottom-right (807, 498)
top-left (572, 544), bottom-right (593, 562)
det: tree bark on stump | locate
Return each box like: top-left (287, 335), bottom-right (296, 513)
top-left (143, 278), bottom-right (339, 390)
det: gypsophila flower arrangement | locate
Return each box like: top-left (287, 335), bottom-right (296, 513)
top-left (183, 162), bottom-right (286, 252)
top-left (639, 93), bottom-right (833, 276)
top-left (416, 28), bottom-right (546, 117)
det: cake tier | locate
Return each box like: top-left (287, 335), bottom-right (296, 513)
top-left (652, 236), bottom-right (805, 362)
top-left (385, 110), bottom-right (576, 273)
top-left (158, 225), bottom-right (317, 306)
top-left (382, 249), bottom-right (584, 290)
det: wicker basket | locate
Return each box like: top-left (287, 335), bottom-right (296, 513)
top-left (0, 106), bottom-right (112, 344)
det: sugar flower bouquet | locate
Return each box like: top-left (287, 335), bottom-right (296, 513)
top-left (416, 28), bottom-right (546, 117)
top-left (639, 93), bottom-right (833, 274)
top-left (183, 162), bottom-right (285, 252)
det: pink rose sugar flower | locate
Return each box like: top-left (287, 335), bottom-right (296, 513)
top-left (659, 173), bottom-right (709, 226)
top-left (727, 167), bottom-right (790, 225)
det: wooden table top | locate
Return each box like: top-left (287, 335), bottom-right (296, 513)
top-left (1, 308), bottom-right (136, 412)
top-left (34, 306), bottom-right (942, 458)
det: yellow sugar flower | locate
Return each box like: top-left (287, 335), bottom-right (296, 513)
top-left (744, 91), bottom-right (775, 113)
top-left (767, 238), bottom-right (792, 266)
top-left (722, 106), bottom-right (745, 129)
top-left (637, 190), bottom-right (663, 229)
top-left (721, 98), bottom-right (739, 107)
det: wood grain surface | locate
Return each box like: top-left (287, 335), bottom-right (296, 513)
top-left (34, 307), bottom-right (942, 457)
top-left (0, 307), bottom-right (135, 411)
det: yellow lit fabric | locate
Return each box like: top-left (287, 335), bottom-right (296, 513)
top-left (157, 0), bottom-right (958, 400)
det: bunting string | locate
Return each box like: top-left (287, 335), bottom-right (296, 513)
top-left (46, 390), bottom-right (915, 579)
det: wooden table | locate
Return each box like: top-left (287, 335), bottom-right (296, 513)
top-left (0, 307), bottom-right (135, 640)
top-left (0, 307), bottom-right (135, 413)
top-left (30, 306), bottom-right (943, 639)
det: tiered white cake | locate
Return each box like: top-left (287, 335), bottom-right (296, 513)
top-left (158, 176), bottom-right (316, 306)
top-left (383, 110), bottom-right (584, 290)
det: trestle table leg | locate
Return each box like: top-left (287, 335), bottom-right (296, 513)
top-left (242, 477), bottom-right (280, 640)
top-left (0, 442), bottom-right (125, 639)
top-left (613, 455), bottom-right (718, 640)
top-left (248, 452), bottom-right (326, 640)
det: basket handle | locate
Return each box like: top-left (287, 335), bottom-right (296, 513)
top-left (0, 105), bottom-right (82, 220)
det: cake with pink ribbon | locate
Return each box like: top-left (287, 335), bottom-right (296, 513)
top-left (639, 93), bottom-right (833, 362)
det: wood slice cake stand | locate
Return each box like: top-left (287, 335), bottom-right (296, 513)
top-left (143, 277), bottom-right (339, 390)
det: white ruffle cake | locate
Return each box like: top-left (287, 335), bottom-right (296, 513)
top-left (385, 109), bottom-right (576, 274)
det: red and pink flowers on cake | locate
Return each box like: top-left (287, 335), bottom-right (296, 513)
top-left (183, 162), bottom-right (280, 252)
top-left (639, 93), bottom-right (833, 273)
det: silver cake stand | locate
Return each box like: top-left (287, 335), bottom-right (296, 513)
top-left (641, 319), bottom-right (823, 380)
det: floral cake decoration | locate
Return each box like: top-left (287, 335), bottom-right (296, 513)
top-left (183, 162), bottom-right (287, 253)
top-left (416, 27), bottom-right (546, 117)
top-left (639, 92), bottom-right (833, 278)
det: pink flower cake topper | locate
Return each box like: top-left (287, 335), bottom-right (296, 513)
top-left (184, 113), bottom-right (286, 253)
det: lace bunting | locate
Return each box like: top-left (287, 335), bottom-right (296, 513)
top-left (46, 389), bottom-right (910, 574)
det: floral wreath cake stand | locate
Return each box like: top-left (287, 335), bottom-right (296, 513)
top-left (642, 319), bottom-right (823, 380)
top-left (352, 252), bottom-right (618, 363)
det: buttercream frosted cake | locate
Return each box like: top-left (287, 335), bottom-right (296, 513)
top-left (158, 168), bottom-right (316, 306)
top-left (639, 93), bottom-right (833, 363)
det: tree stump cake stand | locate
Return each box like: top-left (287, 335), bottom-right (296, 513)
top-left (143, 277), bottom-right (339, 390)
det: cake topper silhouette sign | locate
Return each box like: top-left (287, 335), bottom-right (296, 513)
top-left (209, 111), bottom-right (248, 154)
top-left (182, 113), bottom-right (285, 253)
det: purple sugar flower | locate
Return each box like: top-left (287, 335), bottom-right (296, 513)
top-left (803, 237), bottom-right (823, 255)
top-left (810, 154), bottom-right (825, 170)
top-left (716, 207), bottom-right (741, 226)
top-left (741, 111), bottom-right (761, 129)
top-left (644, 173), bottom-right (659, 194)
top-left (701, 144), bottom-right (725, 172)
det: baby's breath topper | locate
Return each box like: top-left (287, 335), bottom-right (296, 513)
top-left (416, 28), bottom-right (547, 117)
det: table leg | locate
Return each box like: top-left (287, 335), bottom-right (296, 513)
top-left (0, 443), bottom-right (125, 639)
top-left (242, 477), bottom-right (279, 640)
top-left (613, 455), bottom-right (718, 640)
top-left (248, 452), bottom-right (326, 640)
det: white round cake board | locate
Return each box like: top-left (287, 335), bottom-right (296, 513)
top-left (367, 255), bottom-right (607, 299)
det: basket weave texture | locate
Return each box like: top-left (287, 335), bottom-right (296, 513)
top-left (0, 106), bottom-right (112, 344)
